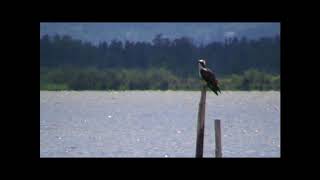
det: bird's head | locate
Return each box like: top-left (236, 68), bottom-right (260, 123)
top-left (198, 59), bottom-right (206, 68)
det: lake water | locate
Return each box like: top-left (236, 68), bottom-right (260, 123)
top-left (40, 91), bottom-right (280, 157)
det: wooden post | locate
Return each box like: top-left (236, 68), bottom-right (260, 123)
top-left (215, 119), bottom-right (222, 158)
top-left (195, 85), bottom-right (206, 158)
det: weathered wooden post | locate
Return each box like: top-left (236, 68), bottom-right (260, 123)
top-left (195, 85), bottom-right (207, 158)
top-left (214, 119), bottom-right (222, 157)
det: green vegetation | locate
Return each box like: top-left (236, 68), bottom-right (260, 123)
top-left (40, 67), bottom-right (280, 91)
top-left (40, 34), bottom-right (280, 76)
top-left (219, 69), bottom-right (280, 90)
top-left (40, 34), bottom-right (280, 91)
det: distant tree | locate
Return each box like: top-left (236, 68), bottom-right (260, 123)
top-left (40, 34), bottom-right (280, 80)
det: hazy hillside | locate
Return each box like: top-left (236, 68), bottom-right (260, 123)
top-left (40, 22), bottom-right (280, 45)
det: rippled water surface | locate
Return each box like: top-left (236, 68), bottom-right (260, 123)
top-left (40, 91), bottom-right (280, 157)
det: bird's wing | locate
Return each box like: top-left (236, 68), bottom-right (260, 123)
top-left (201, 68), bottom-right (221, 95)
top-left (200, 68), bottom-right (218, 84)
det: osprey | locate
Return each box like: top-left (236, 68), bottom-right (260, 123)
top-left (198, 59), bottom-right (221, 96)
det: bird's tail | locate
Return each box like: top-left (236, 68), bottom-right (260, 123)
top-left (207, 83), bottom-right (221, 96)
top-left (217, 86), bottom-right (221, 94)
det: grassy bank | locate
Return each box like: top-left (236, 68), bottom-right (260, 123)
top-left (40, 67), bottom-right (280, 91)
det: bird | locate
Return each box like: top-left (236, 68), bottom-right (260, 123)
top-left (198, 59), bottom-right (221, 96)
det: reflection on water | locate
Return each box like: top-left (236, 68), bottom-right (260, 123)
top-left (40, 91), bottom-right (280, 157)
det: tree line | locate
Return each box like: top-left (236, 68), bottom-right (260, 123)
top-left (41, 34), bottom-right (280, 76)
top-left (40, 34), bottom-right (280, 90)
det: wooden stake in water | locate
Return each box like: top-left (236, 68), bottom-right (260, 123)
top-left (215, 119), bottom-right (222, 158)
top-left (195, 85), bottom-right (207, 158)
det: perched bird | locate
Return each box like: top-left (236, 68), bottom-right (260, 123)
top-left (198, 59), bottom-right (221, 95)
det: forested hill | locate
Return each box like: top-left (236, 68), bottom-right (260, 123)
top-left (40, 34), bottom-right (280, 77)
